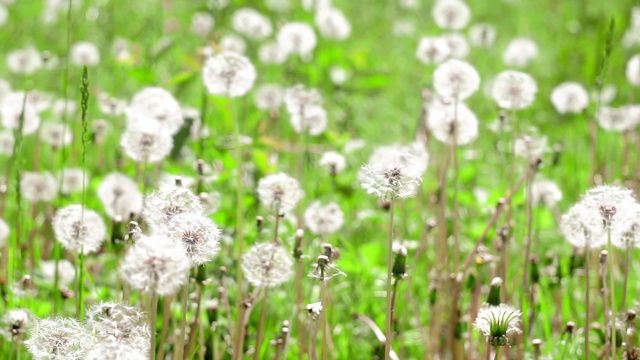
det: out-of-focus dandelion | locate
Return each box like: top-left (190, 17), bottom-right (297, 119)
top-left (277, 22), bottom-right (317, 57)
top-left (25, 317), bottom-right (95, 360)
top-left (21, 171), bottom-right (58, 203)
top-left (432, 0), bottom-right (471, 30)
top-left (596, 106), bottom-right (640, 132)
top-left (513, 134), bottom-right (547, 162)
top-left (306, 302), bottom-right (323, 320)
top-left (59, 168), bottom-right (89, 195)
top-left (120, 121), bottom-right (173, 164)
top-left (315, 6), bottom-right (351, 40)
top-left (319, 151), bottom-right (347, 175)
top-left (502, 37), bottom-right (538, 67)
top-left (626, 54), bottom-right (640, 87)
top-left (202, 51), bottom-right (256, 98)
top-left (359, 151), bottom-right (423, 199)
top-left (53, 204), bottom-right (107, 254)
top-left (491, 70), bottom-right (538, 110)
top-left (191, 12), bottom-right (214, 38)
top-left (232, 8), bottom-right (272, 39)
top-left (126, 87), bottom-right (184, 135)
top-left (0, 309), bottom-right (34, 341)
top-left (433, 59), bottom-right (480, 100)
top-left (1, 92), bottom-right (41, 135)
top-left (143, 185), bottom-right (203, 231)
top-left (304, 201), bottom-right (344, 236)
top-left (256, 172), bottom-right (304, 214)
top-left (550, 82), bottom-right (589, 114)
top-left (0, 130), bottom-right (14, 156)
top-left (86, 302), bottom-right (150, 354)
top-left (40, 123), bottom-right (73, 149)
top-left (255, 84), bottom-right (284, 111)
top-left (531, 180), bottom-right (562, 208)
top-left (242, 241), bottom-right (294, 287)
top-left (258, 42), bottom-right (287, 65)
top-left (165, 212), bottom-right (222, 265)
top-left (70, 41), bottom-right (100, 66)
top-left (469, 23), bottom-right (496, 48)
top-left (416, 36), bottom-right (450, 65)
top-left (85, 342), bottom-right (147, 360)
top-left (98, 172), bottom-right (144, 221)
top-left (7, 46), bottom-right (43, 75)
top-left (38, 259), bottom-right (76, 289)
top-left (427, 100), bottom-right (479, 146)
top-left (0, 217), bottom-right (9, 247)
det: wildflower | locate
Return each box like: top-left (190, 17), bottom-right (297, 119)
top-left (308, 254), bottom-right (346, 281)
top-left (277, 22), bottom-right (317, 57)
top-left (427, 100), bottom-right (479, 146)
top-left (38, 259), bottom-right (76, 289)
top-left (613, 204), bottom-right (640, 249)
top-left (258, 42), bottom-right (287, 65)
top-left (626, 54), bottom-right (640, 87)
top-left (433, 59), bottom-right (480, 100)
top-left (315, 6), bottom-right (351, 40)
top-left (0, 309), bottom-right (34, 341)
top-left (502, 37), bottom-right (538, 67)
top-left (561, 202), bottom-right (603, 248)
top-left (59, 168), bottom-right (89, 195)
top-left (86, 302), bottom-right (150, 353)
top-left (304, 201), bottom-right (344, 236)
top-left (126, 87), bottom-right (184, 136)
top-left (330, 66), bottom-right (349, 85)
top-left (7, 46), bottom-right (43, 75)
top-left (85, 342), bottom-right (147, 360)
top-left (581, 185), bottom-right (638, 235)
top-left (143, 185), bottom-right (203, 230)
top-left (70, 41), bottom-right (100, 66)
top-left (416, 36), bottom-right (450, 65)
top-left (550, 82), bottom-right (589, 114)
top-left (165, 213), bottom-right (222, 265)
top-left (513, 134), bottom-right (547, 162)
top-left (232, 8), bottom-right (272, 40)
top-left (202, 51), bottom-right (256, 98)
top-left (53, 204), bottom-right (107, 254)
top-left (359, 151), bottom-right (423, 199)
top-left (0, 217), bottom-right (8, 247)
top-left (443, 32), bottom-right (470, 59)
top-left (191, 12), bottom-right (215, 37)
top-left (40, 123), bottom-right (73, 149)
top-left (120, 121), bottom-right (173, 164)
top-left (319, 151), bottom-right (347, 175)
top-left (242, 241), bottom-right (294, 287)
top-left (473, 304), bottom-right (522, 347)
top-left (119, 235), bottom-right (191, 296)
top-left (25, 317), bottom-right (94, 360)
top-left (200, 191), bottom-right (222, 215)
top-left (256, 172), bottom-right (304, 214)
top-left (306, 302), bottom-right (323, 320)
top-left (21, 171), bottom-right (58, 203)
top-left (158, 174), bottom-right (196, 190)
top-left (432, 0), bottom-right (471, 30)
top-left (219, 34), bottom-right (247, 54)
top-left (596, 106), bottom-right (640, 132)
top-left (255, 84), bottom-right (284, 110)
top-left (284, 84), bottom-right (322, 115)
top-left (98, 92), bottom-right (127, 116)
top-left (290, 104), bottom-right (328, 135)
top-left (97, 172), bottom-right (144, 221)
top-left (491, 70), bottom-right (538, 110)
top-left (1, 91), bottom-right (41, 135)
top-left (530, 180), bottom-right (562, 207)
top-left (0, 129), bottom-right (13, 156)
top-left (469, 23), bottom-right (497, 48)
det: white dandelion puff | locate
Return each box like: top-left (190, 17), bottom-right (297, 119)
top-left (52, 204), bottom-right (107, 254)
top-left (550, 82), bottom-right (589, 114)
top-left (203, 51), bottom-right (256, 98)
top-left (242, 241), bottom-right (294, 288)
top-left (256, 172), bottom-right (304, 214)
top-left (491, 70), bottom-right (538, 110)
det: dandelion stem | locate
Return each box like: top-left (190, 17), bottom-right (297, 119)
top-left (384, 197), bottom-right (395, 360)
top-left (157, 295), bottom-right (174, 360)
top-left (253, 288), bottom-right (269, 360)
top-left (232, 98), bottom-right (246, 360)
top-left (150, 293), bottom-right (159, 360)
top-left (321, 281), bottom-right (329, 360)
top-left (520, 160), bottom-right (539, 342)
top-left (494, 346), bottom-right (500, 360)
top-left (607, 229), bottom-right (617, 359)
top-left (175, 282), bottom-right (190, 359)
top-left (621, 245), bottom-right (631, 311)
top-left (585, 245), bottom-right (591, 360)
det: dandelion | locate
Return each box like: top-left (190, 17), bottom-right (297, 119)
top-left (59, 168), bottom-right (89, 195)
top-left (242, 241), bottom-right (294, 287)
top-left (165, 213), bottom-right (222, 265)
top-left (531, 180), bottom-right (562, 208)
top-left (70, 41), bottom-right (100, 66)
top-left (314, 6), bottom-right (351, 40)
top-left (330, 66), bottom-right (349, 85)
top-left (277, 22), bottom-right (317, 57)
top-left (581, 185), bottom-right (638, 236)
top-left (491, 70), bottom-right (538, 110)
top-left (433, 59), bottom-right (480, 100)
top-left (513, 134), bottom-right (547, 162)
top-left (592, 84), bottom-right (617, 106)
top-left (255, 84), bottom-right (284, 111)
top-left (284, 84), bottom-right (322, 114)
top-left (52, 98), bottom-right (77, 118)
top-left (359, 151), bottom-right (423, 199)
top-left (21, 171), bottom-right (58, 203)
top-left (1, 91), bottom-right (41, 135)
top-left (142, 185), bottom-right (203, 230)
top-left (394, 20), bottom-right (416, 37)
top-left (256, 172), bottom-right (304, 213)
top-left (97, 172), bottom-right (144, 221)
top-left (306, 302), bottom-right (323, 320)
top-left (561, 202), bottom-right (603, 248)
top-left (258, 42), bottom-right (287, 65)
top-left (98, 92), bottom-right (127, 116)
top-left (120, 121), bottom-right (173, 164)
top-left (427, 100), bottom-right (479, 146)
top-left (550, 82), bottom-right (589, 114)
top-left (367, 142), bottom-right (429, 178)
top-left (202, 51), bottom-right (256, 98)
top-left (53, 204), bottom-right (107, 254)
top-left (0, 130), bottom-right (13, 155)
top-left (304, 201), bottom-right (344, 236)
top-left (0, 217), bottom-right (8, 247)
top-left (232, 8), bottom-right (272, 40)
top-left (85, 342), bottom-right (147, 360)
top-left (469, 23), bottom-right (497, 48)
top-left (219, 34), bottom-right (247, 54)
top-left (86, 302), bottom-right (150, 353)
top-left (120, 235), bottom-right (191, 296)
top-left (443, 32), bottom-right (470, 59)
top-left (0, 309), bottom-right (34, 341)
top-left (126, 87), bottom-right (184, 136)
top-left (596, 106), bottom-right (640, 132)
top-left (7, 46), bottom-right (43, 75)
top-left (38, 259), bottom-right (76, 289)
top-left (308, 254), bottom-right (346, 281)
top-left (319, 151), bottom-right (347, 175)
top-left (474, 304), bottom-right (522, 347)
top-left (416, 36), bottom-right (450, 65)
top-left (502, 37), bottom-right (538, 67)
top-left (290, 104), bottom-right (328, 135)
top-left (613, 204), bottom-right (640, 249)
top-left (190, 12), bottom-right (214, 37)
top-left (25, 317), bottom-right (94, 360)
top-left (626, 54), bottom-right (640, 87)
top-left (40, 123), bottom-right (73, 149)
top-left (432, 0), bottom-right (471, 30)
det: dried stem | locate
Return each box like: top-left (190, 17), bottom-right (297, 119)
top-left (253, 288), bottom-right (270, 360)
top-left (384, 197), bottom-right (395, 360)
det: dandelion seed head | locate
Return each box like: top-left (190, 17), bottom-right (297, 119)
top-left (432, 0), bottom-right (471, 30)
top-left (315, 6), bottom-right (351, 40)
top-left (626, 54), bottom-right (640, 87)
top-left (277, 22), bottom-right (317, 57)
top-left (596, 106), bottom-right (640, 132)
top-left (359, 151), bottom-right (423, 199)
top-left (258, 42), bottom-right (287, 65)
top-left (255, 84), bottom-right (284, 111)
top-left (0, 129), bottom-right (14, 156)
top-left (1, 92), bottom-right (40, 135)
top-left (304, 201), bottom-right (344, 236)
top-left (531, 180), bottom-right (562, 208)
top-left (513, 134), bottom-right (547, 162)
top-left (53, 204), bottom-right (107, 254)
top-left (40, 123), bottom-right (73, 149)
top-left (59, 168), bottom-right (89, 195)
top-left (443, 32), bottom-right (470, 59)
top-left (502, 37), bottom-right (538, 67)
top-left (290, 104), bottom-right (328, 135)
top-left (85, 342), bottom-right (147, 360)
top-left (143, 185), bottom-right (203, 230)
top-left (203, 51), bottom-right (256, 98)
top-left (561, 202), bottom-right (604, 248)
top-left (86, 302), bottom-right (149, 354)
top-left (126, 87), bottom-right (184, 136)
top-left (38, 259), bottom-right (75, 288)
top-left (98, 173), bottom-right (143, 221)
top-left (433, 59), bottom-right (480, 100)
top-left (232, 8), bottom-right (272, 40)
top-left (319, 151), bottom-right (347, 174)
top-left (469, 23), bottom-right (496, 48)
top-left (21, 171), bottom-right (58, 203)
top-left (242, 242), bottom-right (294, 288)
top-left (25, 317), bottom-right (94, 360)
top-left (7, 46), bottom-right (43, 75)
top-left (427, 100), bottom-right (479, 146)
top-left (256, 172), bottom-right (304, 213)
top-left (120, 121), bottom-right (173, 164)
top-left (164, 213), bottom-right (222, 265)
top-left (219, 34), bottom-right (247, 54)
top-left (491, 70), bottom-right (538, 110)
top-left (70, 41), bottom-right (100, 66)
top-left (190, 12), bottom-right (214, 37)
top-left (416, 36), bottom-right (450, 65)
top-left (0, 309), bottom-right (34, 341)
top-left (550, 82), bottom-right (589, 114)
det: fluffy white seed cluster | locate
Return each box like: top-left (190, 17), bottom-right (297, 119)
top-left (70, 41), bottom-right (100, 67)
top-left (142, 185), bottom-right (203, 231)
top-left (86, 302), bottom-right (150, 355)
top-left (59, 168), bottom-right (89, 195)
top-left (190, 12), bottom-right (215, 37)
top-left (40, 123), bottom-right (72, 149)
top-left (25, 317), bottom-right (95, 360)
top-left (596, 106), bottom-right (640, 132)
top-left (513, 134), bottom-right (547, 162)
top-left (277, 22), bottom-right (317, 57)
top-left (242, 241), bottom-right (294, 288)
top-left (21, 171), bottom-right (58, 203)
top-left (256, 172), bottom-right (304, 214)
top-left (502, 37), bottom-right (538, 67)
top-left (416, 37), bottom-right (450, 65)
top-left (1, 91), bottom-right (41, 135)
top-left (432, 0), bottom-right (471, 30)
top-left (427, 99), bottom-right (479, 146)
top-left (164, 212), bottom-right (222, 265)
top-left (530, 180), bottom-right (563, 208)
top-left (626, 54), bottom-right (640, 87)
top-left (52, 205), bottom-right (107, 254)
top-left (0, 308), bottom-right (33, 341)
top-left (314, 6), bottom-right (351, 40)
top-left (7, 46), bottom-right (43, 75)
top-left (97, 172), bottom-right (144, 221)
top-left (491, 70), bottom-right (538, 110)
top-left (38, 259), bottom-right (76, 289)
top-left (255, 84), bottom-right (284, 111)
top-left (259, 42), bottom-right (287, 65)
top-left (304, 201), bottom-right (345, 236)
top-left (202, 51), bottom-right (257, 98)
top-left (433, 59), bottom-right (480, 100)
top-left (469, 23), bottom-right (496, 48)
top-left (285, 84), bottom-right (327, 135)
top-left (126, 87), bottom-right (184, 136)
top-left (550, 82), bottom-right (589, 114)
top-left (232, 8), bottom-right (272, 40)
top-left (319, 151), bottom-right (347, 174)
top-left (359, 151), bottom-right (423, 199)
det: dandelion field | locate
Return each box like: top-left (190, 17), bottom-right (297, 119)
top-left (1, 0), bottom-right (640, 359)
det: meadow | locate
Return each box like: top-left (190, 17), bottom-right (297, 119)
top-left (0, 0), bottom-right (639, 359)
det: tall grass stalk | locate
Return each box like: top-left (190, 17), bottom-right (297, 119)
top-left (384, 197), bottom-right (395, 360)
top-left (76, 66), bottom-right (90, 321)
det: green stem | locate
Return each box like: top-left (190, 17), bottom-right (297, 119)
top-left (608, 228), bottom-right (616, 359)
top-left (494, 346), bottom-right (500, 360)
top-left (76, 249), bottom-right (85, 321)
top-left (384, 198), bottom-right (395, 360)
top-left (150, 293), bottom-right (159, 360)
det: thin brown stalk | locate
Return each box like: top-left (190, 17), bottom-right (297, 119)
top-left (149, 293), bottom-right (159, 360)
top-left (157, 295), bottom-right (174, 360)
top-left (186, 282), bottom-right (204, 357)
top-left (600, 252), bottom-right (611, 359)
top-left (585, 246), bottom-right (591, 360)
top-left (621, 245), bottom-right (632, 311)
top-left (321, 282), bottom-right (329, 360)
top-left (175, 281), bottom-right (190, 359)
top-left (253, 288), bottom-right (270, 360)
top-left (520, 160), bottom-right (540, 344)
top-left (384, 198), bottom-right (395, 360)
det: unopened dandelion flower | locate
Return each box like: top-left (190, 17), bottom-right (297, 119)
top-left (0, 130), bottom-right (14, 156)
top-left (550, 82), bottom-right (589, 114)
top-left (513, 134), bottom-right (547, 162)
top-left (0, 217), bottom-right (8, 247)
top-left (315, 6), bottom-right (351, 40)
top-left (203, 51), bottom-right (256, 98)
top-left (596, 106), bottom-right (640, 132)
top-left (40, 123), bottom-right (73, 149)
top-left (39, 259), bottom-right (76, 288)
top-left (1, 92), bottom-right (40, 135)
top-left (304, 201), bottom-right (344, 236)
top-left (433, 0), bottom-right (470, 30)
top-left (219, 34), bottom-right (247, 54)
top-left (70, 41), bottom-right (100, 66)
top-left (469, 23), bottom-right (496, 48)
top-left (491, 70), bottom-right (538, 110)
top-left (21, 171), bottom-right (57, 203)
top-left (59, 168), bottom-right (89, 195)
top-left (126, 87), bottom-right (184, 135)
top-left (627, 54), bottom-right (640, 87)
top-left (427, 100), bottom-right (479, 146)
top-left (85, 342), bottom-right (147, 360)
top-left (531, 180), bottom-right (562, 208)
top-left (242, 241), bottom-right (294, 288)
top-left (256, 172), bottom-right (304, 213)
top-left (98, 172), bottom-right (143, 221)
top-left (191, 12), bottom-right (215, 37)
top-left (474, 304), bottom-right (521, 347)
top-left (255, 84), bottom-right (284, 110)
top-left (120, 121), bottom-right (173, 164)
top-left (416, 36), bottom-right (450, 65)
top-left (7, 46), bottom-right (43, 75)
top-left (502, 37), bottom-right (538, 67)
top-left (86, 302), bottom-right (149, 353)
top-left (359, 151), bottom-right (423, 199)
top-left (433, 59), bottom-right (480, 100)
top-left (232, 8), bottom-right (272, 40)
top-left (53, 204), bottom-right (107, 254)
top-left (443, 32), bottom-right (470, 59)
top-left (25, 317), bottom-right (94, 360)
top-left (277, 22), bottom-right (317, 57)
top-left (258, 42), bottom-right (287, 65)
top-left (0, 309), bottom-right (34, 341)
top-left (319, 151), bottom-right (347, 174)
top-left (120, 235), bottom-right (190, 296)
top-left (165, 213), bottom-right (222, 265)
top-left (143, 185), bottom-right (203, 230)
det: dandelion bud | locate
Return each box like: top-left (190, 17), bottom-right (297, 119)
top-left (530, 255), bottom-right (540, 284)
top-left (600, 250), bottom-right (608, 265)
top-left (486, 277), bottom-right (502, 306)
top-left (206, 299), bottom-right (219, 325)
top-left (392, 246), bottom-right (408, 279)
top-left (532, 339), bottom-right (543, 358)
top-left (125, 221), bottom-right (142, 242)
top-left (627, 310), bottom-right (637, 324)
top-left (293, 229), bottom-right (304, 260)
top-left (565, 321), bottom-right (576, 336)
top-left (256, 216), bottom-right (265, 230)
top-left (474, 304), bottom-right (522, 347)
